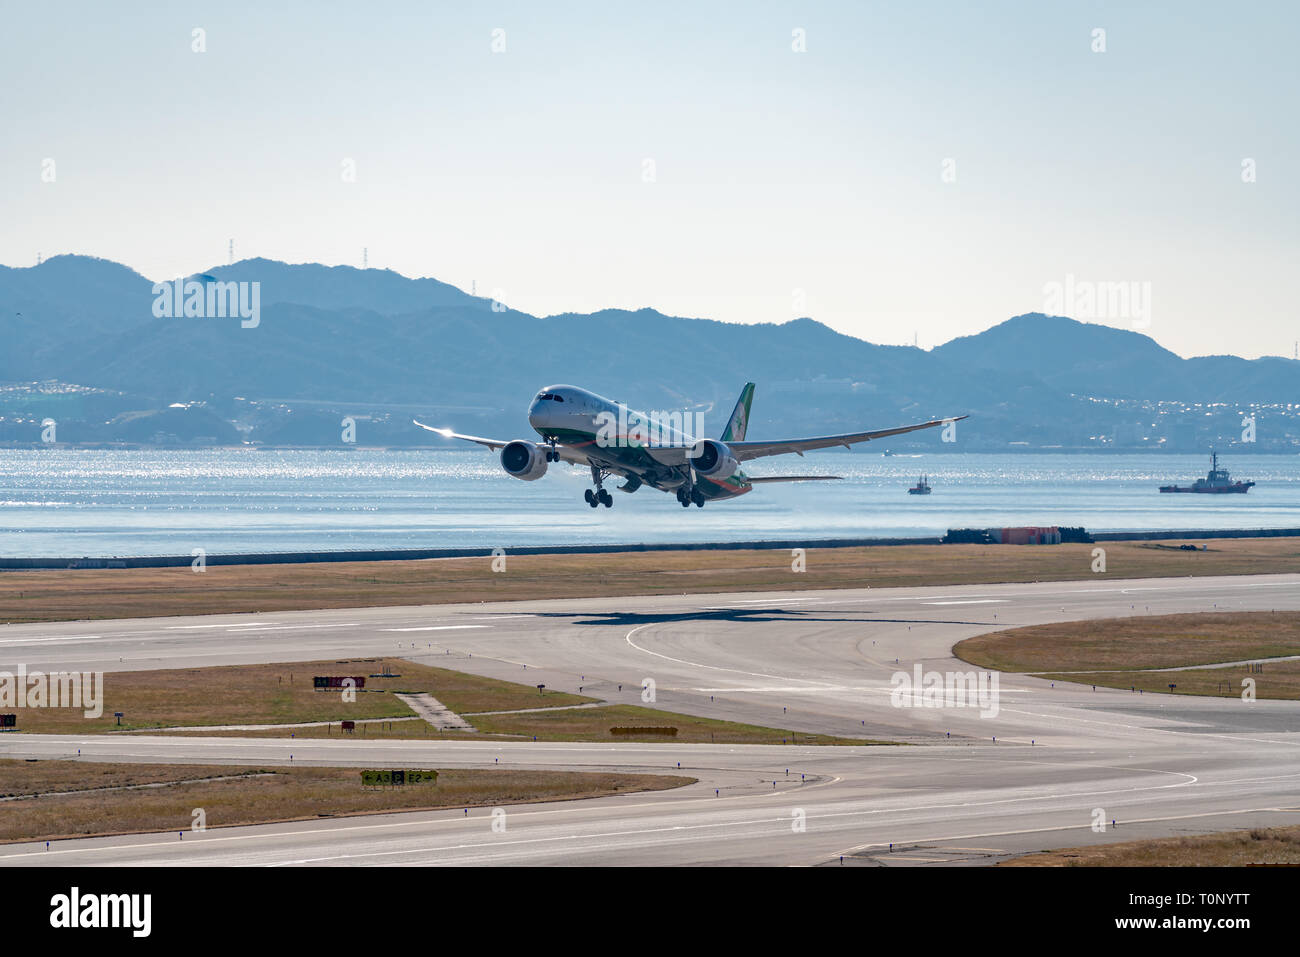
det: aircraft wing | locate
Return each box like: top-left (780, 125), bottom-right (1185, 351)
top-left (726, 415), bottom-right (967, 461)
top-left (413, 420), bottom-right (591, 465)
top-left (413, 421), bottom-right (508, 450)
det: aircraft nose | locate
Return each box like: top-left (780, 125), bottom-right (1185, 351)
top-left (527, 399), bottom-right (547, 429)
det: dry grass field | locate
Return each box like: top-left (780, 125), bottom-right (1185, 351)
top-left (7, 656), bottom-right (881, 743)
top-left (955, 611), bottom-right (1300, 671)
top-left (1036, 660), bottom-right (1300, 700)
top-left (0, 759), bottom-right (693, 843)
top-left (185, 709), bottom-right (886, 744)
top-left (4, 657), bottom-right (595, 734)
top-left (1002, 825), bottom-right (1300, 866)
top-left (3, 537), bottom-right (1299, 624)
top-left (467, 703), bottom-right (882, 744)
top-left (955, 611), bottom-right (1300, 699)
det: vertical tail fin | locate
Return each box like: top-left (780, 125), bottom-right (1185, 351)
top-left (720, 383), bottom-right (755, 442)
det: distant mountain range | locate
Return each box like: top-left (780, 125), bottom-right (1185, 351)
top-left (1, 254), bottom-right (1295, 451)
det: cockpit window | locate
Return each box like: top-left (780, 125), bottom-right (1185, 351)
top-left (536, 392), bottom-right (564, 402)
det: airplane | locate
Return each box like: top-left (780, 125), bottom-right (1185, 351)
top-left (414, 383), bottom-right (966, 509)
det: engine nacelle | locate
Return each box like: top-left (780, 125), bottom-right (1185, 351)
top-left (689, 439), bottom-right (738, 480)
top-left (500, 440), bottom-right (548, 481)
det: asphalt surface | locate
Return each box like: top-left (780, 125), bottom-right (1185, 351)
top-left (2, 573), bottom-right (1299, 866)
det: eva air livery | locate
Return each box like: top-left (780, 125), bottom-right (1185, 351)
top-left (415, 384), bottom-right (966, 509)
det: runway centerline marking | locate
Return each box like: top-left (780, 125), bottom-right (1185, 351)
top-left (225, 624), bottom-right (364, 633)
top-left (922, 600), bottom-right (1007, 606)
top-left (381, 625), bottom-right (490, 633)
top-left (0, 635), bottom-right (101, 644)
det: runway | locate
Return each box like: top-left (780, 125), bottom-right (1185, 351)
top-left (2, 573), bottom-right (1299, 866)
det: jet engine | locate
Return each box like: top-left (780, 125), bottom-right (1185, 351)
top-left (689, 439), bottom-right (738, 480)
top-left (500, 440), bottom-right (548, 481)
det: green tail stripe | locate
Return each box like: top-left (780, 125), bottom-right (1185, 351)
top-left (720, 382), bottom-right (755, 442)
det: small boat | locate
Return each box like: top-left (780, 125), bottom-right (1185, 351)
top-left (1159, 451), bottom-right (1254, 494)
top-left (908, 474), bottom-right (932, 495)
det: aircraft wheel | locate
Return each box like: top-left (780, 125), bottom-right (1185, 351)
top-left (584, 489), bottom-right (595, 505)
top-left (694, 497), bottom-right (704, 507)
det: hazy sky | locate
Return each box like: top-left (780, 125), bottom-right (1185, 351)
top-left (3, 2), bottom-right (1296, 358)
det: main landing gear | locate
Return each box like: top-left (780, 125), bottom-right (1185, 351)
top-left (676, 486), bottom-right (705, 508)
top-left (586, 465), bottom-right (613, 508)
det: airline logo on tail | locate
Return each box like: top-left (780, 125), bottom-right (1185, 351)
top-left (720, 382), bottom-right (755, 443)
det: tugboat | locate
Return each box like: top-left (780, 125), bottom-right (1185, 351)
top-left (1159, 451), bottom-right (1254, 494)
top-left (908, 474), bottom-right (932, 495)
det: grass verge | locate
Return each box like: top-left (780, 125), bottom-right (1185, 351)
top-left (5, 538), bottom-right (1300, 624)
top-left (955, 611), bottom-right (1300, 673)
top-left (954, 611), bottom-right (1300, 700)
top-left (3, 658), bottom-right (595, 734)
top-left (466, 703), bottom-right (883, 744)
top-left (0, 758), bottom-right (694, 844)
top-left (1001, 824), bottom-right (1300, 866)
top-left (1035, 661), bottom-right (1300, 700)
top-left (202, 702), bottom-right (890, 745)
top-left (8, 657), bottom-right (884, 744)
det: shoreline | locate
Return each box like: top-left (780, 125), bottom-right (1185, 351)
top-left (4, 526), bottom-right (1300, 569)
